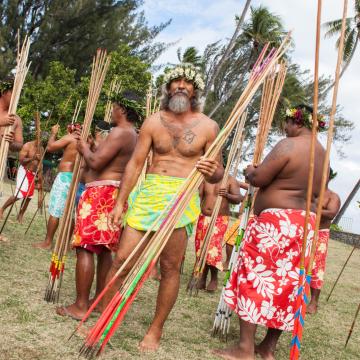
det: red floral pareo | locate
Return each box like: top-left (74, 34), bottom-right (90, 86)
top-left (224, 209), bottom-right (316, 331)
top-left (72, 185), bottom-right (127, 251)
top-left (310, 229), bottom-right (330, 290)
top-left (195, 214), bottom-right (229, 271)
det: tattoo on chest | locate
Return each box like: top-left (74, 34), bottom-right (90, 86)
top-left (160, 114), bottom-right (199, 148)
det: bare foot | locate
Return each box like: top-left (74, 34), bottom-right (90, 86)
top-left (255, 344), bottom-right (275, 360)
top-left (32, 241), bottom-right (52, 250)
top-left (56, 304), bottom-right (87, 321)
top-left (0, 235), bottom-right (9, 242)
top-left (139, 326), bottom-right (162, 352)
top-left (17, 215), bottom-right (24, 224)
top-left (207, 279), bottom-right (218, 292)
top-left (212, 347), bottom-right (254, 360)
top-left (197, 277), bottom-right (206, 290)
top-left (306, 302), bottom-right (318, 315)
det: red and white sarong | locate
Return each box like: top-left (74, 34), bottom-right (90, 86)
top-left (72, 180), bottom-right (127, 253)
top-left (310, 229), bottom-right (330, 289)
top-left (194, 214), bottom-right (229, 271)
top-left (224, 208), bottom-right (316, 331)
top-left (15, 165), bottom-right (35, 199)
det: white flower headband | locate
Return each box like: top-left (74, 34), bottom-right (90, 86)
top-left (163, 64), bottom-right (205, 91)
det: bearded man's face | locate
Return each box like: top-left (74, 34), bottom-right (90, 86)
top-left (168, 78), bottom-right (195, 114)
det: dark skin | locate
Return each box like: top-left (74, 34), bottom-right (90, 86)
top-left (213, 119), bottom-right (326, 360)
top-left (0, 90), bottom-right (24, 151)
top-left (105, 78), bottom-right (224, 352)
top-left (307, 187), bottom-right (341, 315)
top-left (56, 103), bottom-right (137, 320)
top-left (197, 177), bottom-right (243, 291)
top-left (33, 124), bottom-right (79, 250)
top-left (0, 141), bottom-right (42, 223)
top-left (246, 120), bottom-right (325, 216)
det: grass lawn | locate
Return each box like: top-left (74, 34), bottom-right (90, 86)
top-left (0, 183), bottom-right (359, 359)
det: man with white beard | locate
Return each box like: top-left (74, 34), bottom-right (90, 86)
top-left (104, 64), bottom-right (224, 351)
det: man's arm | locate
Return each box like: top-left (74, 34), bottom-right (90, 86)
top-left (322, 192), bottom-right (341, 221)
top-left (245, 138), bottom-right (293, 188)
top-left (223, 177), bottom-right (243, 204)
top-left (18, 144), bottom-right (32, 166)
top-left (78, 128), bottom-right (129, 171)
top-left (9, 116), bottom-right (23, 152)
top-left (201, 182), bottom-right (216, 215)
top-left (47, 134), bottom-right (73, 153)
top-left (115, 119), bottom-right (153, 207)
top-left (196, 121), bottom-right (224, 183)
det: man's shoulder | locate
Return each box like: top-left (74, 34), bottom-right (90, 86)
top-left (110, 126), bottom-right (136, 138)
top-left (197, 113), bottom-right (219, 138)
top-left (23, 140), bottom-right (35, 148)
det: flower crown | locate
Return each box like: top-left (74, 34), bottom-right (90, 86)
top-left (0, 80), bottom-right (13, 95)
top-left (163, 63), bottom-right (205, 91)
top-left (67, 123), bottom-right (82, 133)
top-left (285, 107), bottom-right (326, 131)
top-left (111, 93), bottom-right (145, 120)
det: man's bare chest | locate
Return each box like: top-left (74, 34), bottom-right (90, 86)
top-left (153, 115), bottom-right (206, 157)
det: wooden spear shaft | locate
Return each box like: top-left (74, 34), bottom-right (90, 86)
top-left (290, 2), bottom-right (322, 359)
top-left (345, 301), bottom-right (360, 347)
top-left (326, 246), bottom-right (357, 302)
top-left (306, 0), bottom-right (348, 277)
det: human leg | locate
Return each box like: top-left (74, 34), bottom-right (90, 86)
top-left (255, 328), bottom-right (282, 360)
top-left (94, 248), bottom-right (113, 299)
top-left (98, 226), bottom-right (148, 311)
top-left (139, 227), bottom-right (188, 351)
top-left (212, 319), bottom-right (257, 360)
top-left (307, 287), bottom-right (321, 314)
top-left (56, 248), bottom-right (95, 320)
top-left (207, 265), bottom-right (218, 292)
top-left (17, 197), bottom-right (31, 223)
top-left (33, 215), bottom-right (59, 249)
top-left (198, 264), bottom-right (209, 290)
top-left (0, 196), bottom-right (18, 219)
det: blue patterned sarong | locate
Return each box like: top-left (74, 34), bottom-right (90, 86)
top-left (48, 172), bottom-right (73, 218)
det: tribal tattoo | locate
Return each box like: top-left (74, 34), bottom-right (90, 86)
top-left (160, 113), bottom-right (199, 148)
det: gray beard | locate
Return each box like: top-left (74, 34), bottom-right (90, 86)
top-left (168, 94), bottom-right (190, 114)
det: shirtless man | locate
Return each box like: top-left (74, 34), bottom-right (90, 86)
top-left (307, 170), bottom-right (341, 314)
top-left (105, 64), bottom-right (223, 351)
top-left (56, 92), bottom-right (138, 320)
top-left (0, 140), bottom-right (42, 223)
top-left (195, 176), bottom-right (243, 292)
top-left (33, 123), bottom-right (80, 249)
top-left (213, 104), bottom-right (326, 360)
top-left (75, 120), bottom-right (111, 206)
top-left (0, 78), bottom-right (23, 153)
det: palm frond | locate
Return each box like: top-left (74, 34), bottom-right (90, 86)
top-left (324, 17), bottom-right (353, 38)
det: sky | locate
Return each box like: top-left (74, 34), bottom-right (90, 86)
top-left (142, 0), bottom-right (360, 233)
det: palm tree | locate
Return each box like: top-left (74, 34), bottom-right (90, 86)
top-left (323, 0), bottom-right (360, 91)
top-left (176, 46), bottom-right (204, 69)
top-left (207, 5), bottom-right (286, 117)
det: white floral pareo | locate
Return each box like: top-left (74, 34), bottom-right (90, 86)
top-left (223, 209), bottom-right (316, 331)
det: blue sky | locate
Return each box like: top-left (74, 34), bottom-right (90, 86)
top-left (142, 0), bottom-right (360, 233)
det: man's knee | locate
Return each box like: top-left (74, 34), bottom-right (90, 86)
top-left (160, 257), bottom-right (181, 277)
top-left (112, 252), bottom-right (132, 273)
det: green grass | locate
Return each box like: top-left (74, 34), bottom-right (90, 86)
top-left (0, 183), bottom-right (359, 359)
